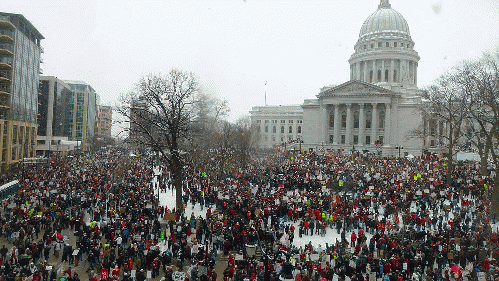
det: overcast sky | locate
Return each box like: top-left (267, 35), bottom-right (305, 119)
top-left (4, 0), bottom-right (499, 129)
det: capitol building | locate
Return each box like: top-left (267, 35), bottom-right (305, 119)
top-left (250, 0), bottom-right (429, 157)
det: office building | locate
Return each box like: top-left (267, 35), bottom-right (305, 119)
top-left (0, 12), bottom-right (43, 171)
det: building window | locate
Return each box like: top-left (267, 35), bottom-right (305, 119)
top-left (430, 139), bottom-right (435, 147)
top-left (272, 126), bottom-right (276, 133)
top-left (341, 135), bottom-right (346, 144)
top-left (366, 135), bottom-right (371, 145)
top-left (385, 70), bottom-right (389, 82)
top-left (401, 43), bottom-right (404, 47)
top-left (379, 111), bottom-right (385, 129)
top-left (430, 119), bottom-right (436, 136)
top-left (364, 45), bottom-right (367, 50)
top-left (370, 71), bottom-right (373, 83)
top-left (370, 43), bottom-right (374, 49)
top-left (272, 120), bottom-right (277, 124)
top-left (366, 111), bottom-right (372, 129)
top-left (379, 136), bottom-right (384, 144)
top-left (281, 126), bottom-right (285, 134)
top-left (353, 135), bottom-right (358, 145)
top-left (281, 120), bottom-right (285, 123)
top-left (353, 111), bottom-right (359, 128)
top-left (386, 42), bottom-right (389, 47)
top-left (378, 42), bottom-right (382, 48)
top-left (289, 120), bottom-right (293, 123)
top-left (297, 126), bottom-right (301, 134)
top-left (341, 113), bottom-right (347, 128)
top-left (265, 126), bottom-right (268, 133)
top-left (256, 126), bottom-right (261, 133)
top-left (289, 126), bottom-right (293, 133)
top-left (329, 114), bottom-right (335, 128)
top-left (393, 70), bottom-right (397, 82)
top-left (265, 120), bottom-right (269, 123)
top-left (377, 70), bottom-right (381, 82)
top-left (256, 120), bottom-right (261, 123)
top-left (394, 42), bottom-right (397, 47)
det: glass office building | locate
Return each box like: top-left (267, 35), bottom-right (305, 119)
top-left (0, 12), bottom-right (43, 172)
top-left (63, 81), bottom-right (98, 148)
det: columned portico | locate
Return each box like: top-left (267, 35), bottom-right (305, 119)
top-left (321, 98), bottom-right (391, 149)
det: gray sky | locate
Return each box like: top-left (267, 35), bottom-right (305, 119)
top-left (4, 0), bottom-right (499, 126)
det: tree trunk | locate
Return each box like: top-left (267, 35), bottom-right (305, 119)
top-left (172, 153), bottom-right (183, 213)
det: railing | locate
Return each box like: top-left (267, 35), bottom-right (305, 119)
top-left (0, 58), bottom-right (12, 65)
top-left (0, 30), bottom-right (14, 38)
top-left (0, 71), bottom-right (10, 78)
top-left (0, 85), bottom-right (10, 92)
top-left (0, 44), bottom-right (14, 52)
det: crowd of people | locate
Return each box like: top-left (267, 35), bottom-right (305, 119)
top-left (0, 147), bottom-right (496, 281)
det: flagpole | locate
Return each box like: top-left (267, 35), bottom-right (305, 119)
top-left (265, 81), bottom-right (267, 106)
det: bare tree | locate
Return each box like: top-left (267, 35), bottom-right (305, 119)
top-left (458, 52), bottom-right (499, 215)
top-left (422, 72), bottom-right (469, 185)
top-left (117, 69), bottom-right (198, 213)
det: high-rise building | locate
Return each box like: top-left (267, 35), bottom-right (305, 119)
top-left (0, 12), bottom-right (43, 171)
top-left (63, 80), bottom-right (98, 149)
top-left (37, 76), bottom-right (73, 155)
top-left (96, 105), bottom-right (112, 139)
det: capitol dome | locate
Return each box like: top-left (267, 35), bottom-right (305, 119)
top-left (359, 0), bottom-right (410, 39)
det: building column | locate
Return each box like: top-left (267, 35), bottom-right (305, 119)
top-left (345, 104), bottom-right (352, 146)
top-left (371, 103), bottom-right (378, 144)
top-left (382, 60), bottom-right (385, 82)
top-left (364, 61), bottom-right (369, 82)
top-left (385, 103), bottom-right (391, 146)
top-left (372, 60), bottom-right (376, 83)
top-left (322, 105), bottom-right (328, 144)
top-left (359, 103), bottom-right (365, 146)
top-left (390, 60), bottom-right (394, 83)
top-left (357, 63), bottom-right (361, 80)
top-left (412, 62), bottom-right (416, 85)
top-left (333, 104), bottom-right (340, 145)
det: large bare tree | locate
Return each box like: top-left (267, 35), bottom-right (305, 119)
top-left (458, 52), bottom-right (499, 215)
top-left (419, 71), bottom-right (469, 186)
top-left (118, 69), bottom-right (198, 212)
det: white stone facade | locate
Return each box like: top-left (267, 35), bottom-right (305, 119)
top-left (250, 0), bottom-right (424, 156)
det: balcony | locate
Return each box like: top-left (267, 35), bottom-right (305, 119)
top-left (0, 32), bottom-right (14, 42)
top-left (0, 71), bottom-right (10, 83)
top-left (0, 58), bottom-right (12, 69)
top-left (0, 44), bottom-right (13, 56)
top-left (0, 85), bottom-right (10, 95)
top-left (0, 19), bottom-right (15, 30)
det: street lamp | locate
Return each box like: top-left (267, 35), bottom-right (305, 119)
top-left (395, 146), bottom-right (403, 158)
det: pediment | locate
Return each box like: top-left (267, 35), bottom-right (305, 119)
top-left (318, 80), bottom-right (399, 97)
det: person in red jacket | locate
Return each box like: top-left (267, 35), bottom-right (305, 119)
top-left (111, 265), bottom-right (120, 279)
top-left (152, 257), bottom-right (160, 278)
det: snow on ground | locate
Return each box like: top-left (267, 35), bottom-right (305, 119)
top-left (152, 167), bottom-right (489, 251)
